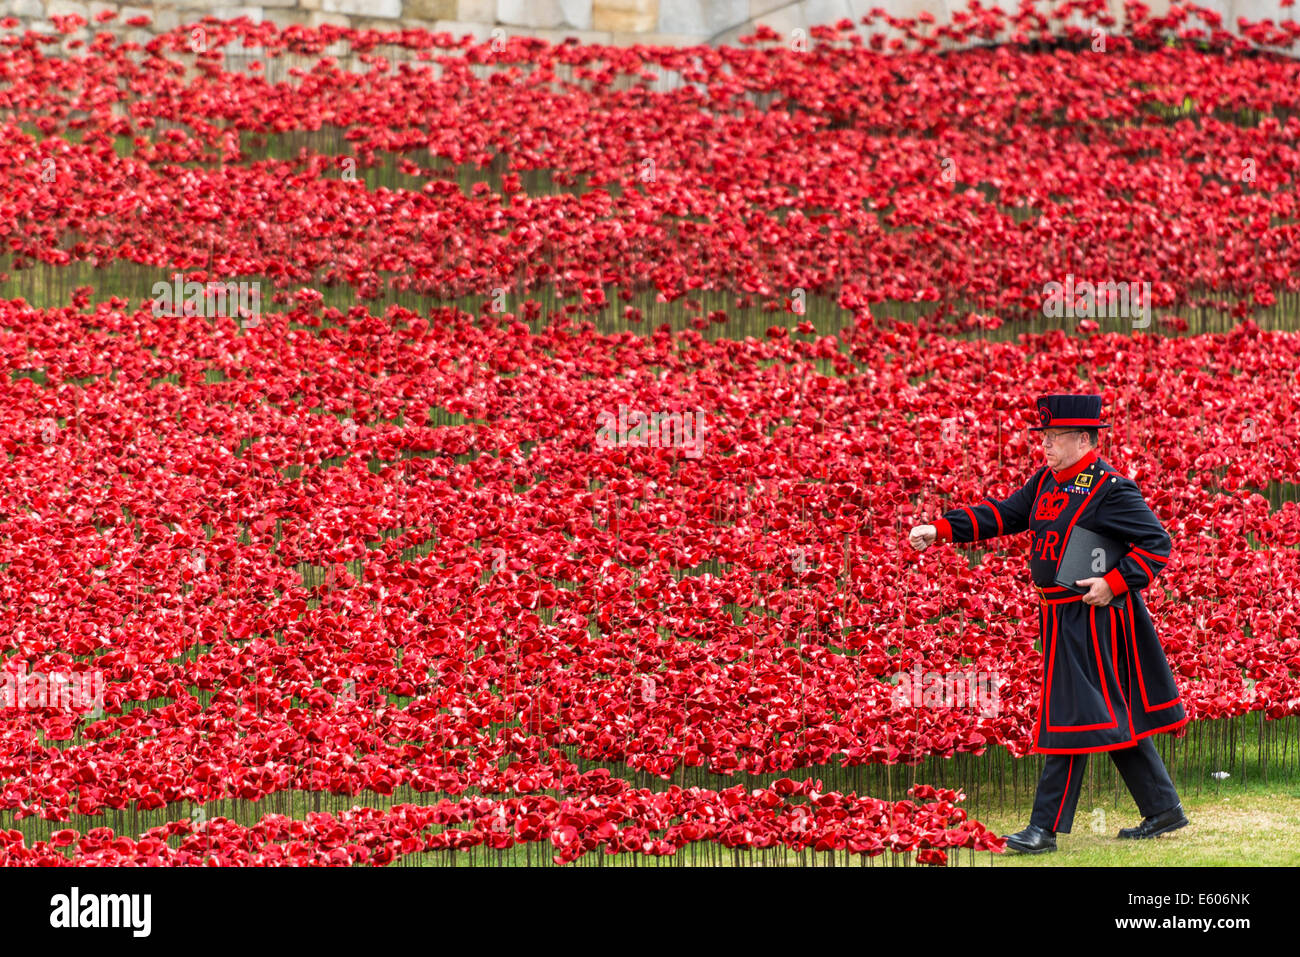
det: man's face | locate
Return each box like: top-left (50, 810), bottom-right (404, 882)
top-left (1040, 428), bottom-right (1090, 470)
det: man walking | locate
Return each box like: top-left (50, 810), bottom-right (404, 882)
top-left (908, 394), bottom-right (1189, 854)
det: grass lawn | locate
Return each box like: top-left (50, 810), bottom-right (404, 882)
top-left (960, 779), bottom-right (1300, 867)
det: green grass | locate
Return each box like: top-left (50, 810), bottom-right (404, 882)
top-left (966, 781), bottom-right (1300, 867)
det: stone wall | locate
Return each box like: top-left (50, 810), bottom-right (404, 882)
top-left (0, 0), bottom-right (1295, 49)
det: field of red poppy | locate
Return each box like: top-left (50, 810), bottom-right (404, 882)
top-left (0, 2), bottom-right (1298, 866)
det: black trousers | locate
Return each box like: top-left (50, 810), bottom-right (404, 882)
top-left (1029, 737), bottom-right (1180, 834)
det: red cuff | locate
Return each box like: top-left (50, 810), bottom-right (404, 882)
top-left (1103, 566), bottom-right (1129, 598)
top-left (933, 518), bottom-right (952, 543)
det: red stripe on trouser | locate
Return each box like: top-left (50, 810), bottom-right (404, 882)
top-left (1053, 755), bottom-right (1075, 831)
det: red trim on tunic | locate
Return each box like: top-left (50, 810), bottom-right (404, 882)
top-left (1091, 602), bottom-right (1118, 726)
top-left (1103, 566), bottom-right (1129, 598)
top-left (1111, 604), bottom-right (1136, 740)
top-left (1033, 467), bottom-right (1051, 503)
top-left (1035, 584), bottom-right (1074, 595)
top-left (1126, 608), bottom-right (1136, 733)
top-left (1044, 602), bottom-right (1118, 732)
top-left (1033, 715), bottom-right (1190, 754)
top-left (1127, 592), bottom-right (1180, 711)
top-left (1053, 478), bottom-right (1108, 588)
top-left (1131, 546), bottom-right (1169, 563)
top-left (982, 498), bottom-right (1004, 535)
top-left (1036, 603), bottom-right (1046, 748)
top-left (1132, 552), bottom-right (1155, 583)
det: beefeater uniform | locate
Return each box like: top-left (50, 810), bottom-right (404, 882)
top-left (930, 394), bottom-right (1186, 832)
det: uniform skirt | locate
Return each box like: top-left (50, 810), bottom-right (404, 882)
top-left (1033, 584), bottom-right (1188, 754)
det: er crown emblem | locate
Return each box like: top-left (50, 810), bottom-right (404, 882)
top-left (1034, 491), bottom-right (1070, 521)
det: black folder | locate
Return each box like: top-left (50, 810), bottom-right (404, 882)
top-left (1053, 525), bottom-right (1126, 594)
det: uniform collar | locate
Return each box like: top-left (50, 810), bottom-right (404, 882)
top-left (1051, 448), bottom-right (1098, 484)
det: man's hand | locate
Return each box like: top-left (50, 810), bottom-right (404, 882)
top-left (1075, 577), bottom-right (1115, 606)
top-left (909, 524), bottom-right (937, 551)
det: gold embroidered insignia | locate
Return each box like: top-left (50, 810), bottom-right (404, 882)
top-left (1074, 472), bottom-right (1093, 488)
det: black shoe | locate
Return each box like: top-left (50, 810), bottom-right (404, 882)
top-left (1117, 803), bottom-right (1189, 839)
top-left (1002, 823), bottom-right (1057, 854)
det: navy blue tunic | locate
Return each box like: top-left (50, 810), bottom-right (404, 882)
top-left (934, 448), bottom-right (1189, 753)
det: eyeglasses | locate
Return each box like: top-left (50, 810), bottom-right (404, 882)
top-left (1038, 430), bottom-right (1083, 446)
